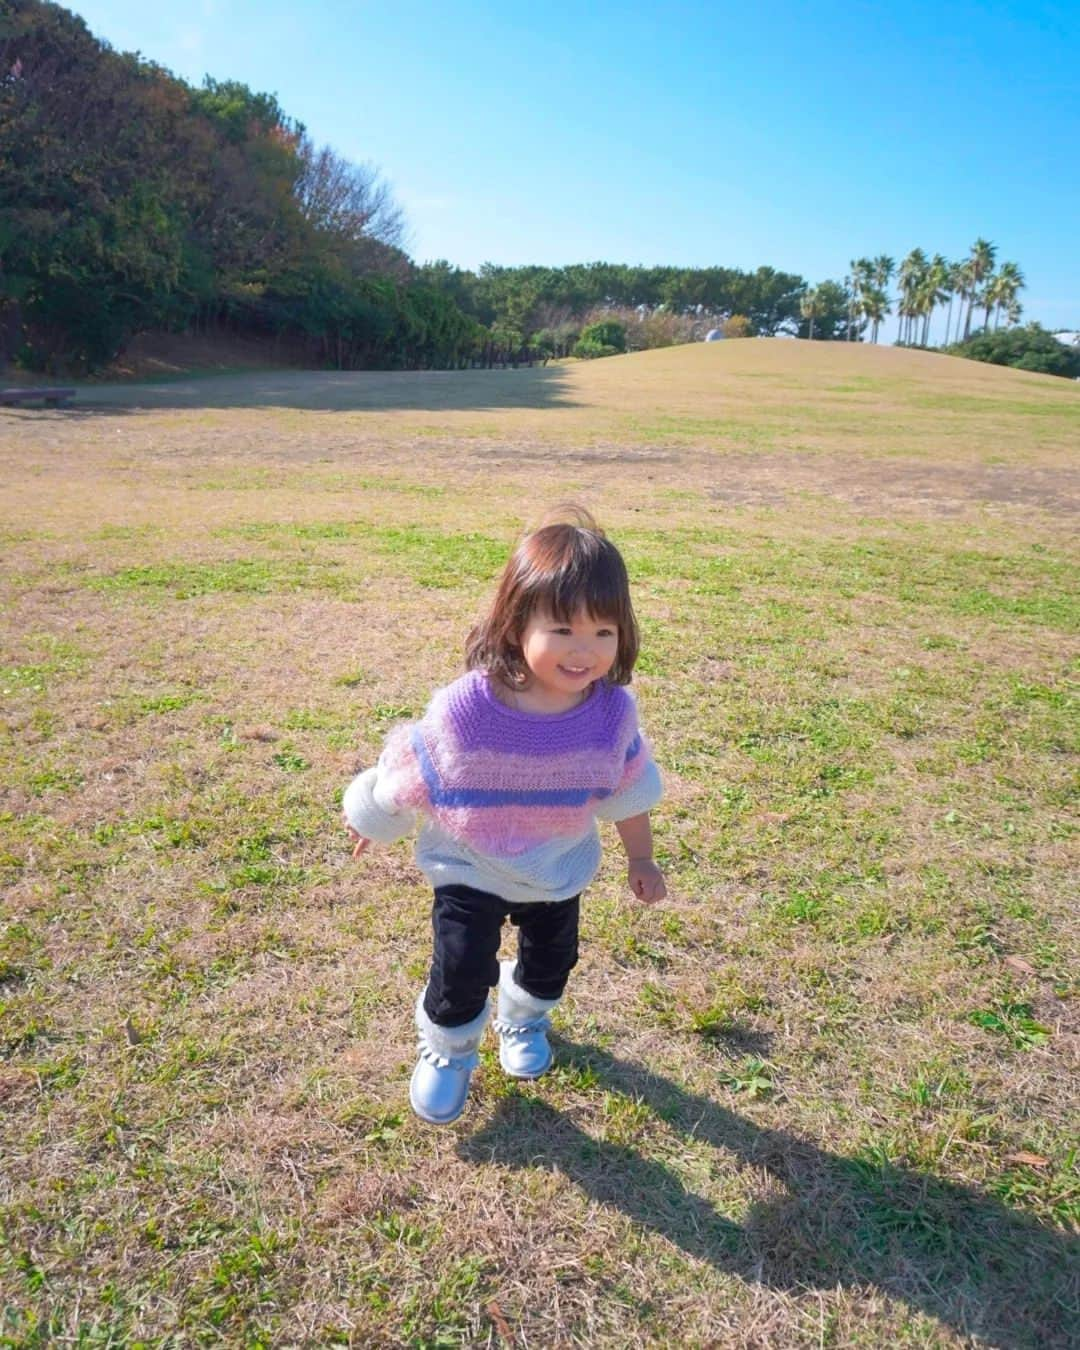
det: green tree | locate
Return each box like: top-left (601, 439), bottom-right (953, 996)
top-left (796, 281), bottom-right (850, 341)
top-left (947, 323), bottom-right (1079, 379)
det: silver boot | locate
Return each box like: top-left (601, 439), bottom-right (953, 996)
top-left (410, 993), bottom-right (489, 1125)
top-left (493, 960), bottom-right (560, 1080)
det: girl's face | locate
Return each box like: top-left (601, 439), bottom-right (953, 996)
top-left (517, 607), bottom-right (619, 705)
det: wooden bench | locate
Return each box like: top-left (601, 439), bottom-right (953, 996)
top-left (0, 386), bottom-right (76, 408)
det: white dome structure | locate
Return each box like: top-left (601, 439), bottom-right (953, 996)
top-left (704, 328), bottom-right (724, 342)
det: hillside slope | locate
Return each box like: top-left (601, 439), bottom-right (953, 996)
top-left (62, 338), bottom-right (1078, 474)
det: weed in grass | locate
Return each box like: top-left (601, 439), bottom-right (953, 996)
top-left (216, 520), bottom-right (507, 590)
top-left (360, 1111), bottom-right (406, 1147)
top-left (334, 669), bottom-right (370, 688)
top-left (185, 1227), bottom-right (290, 1335)
top-left (550, 1059), bottom-right (601, 1093)
top-left (601, 1092), bottom-right (653, 1143)
top-left (370, 702), bottom-right (418, 727)
top-left (968, 1002), bottom-right (1051, 1048)
top-left (991, 1149), bottom-right (1080, 1229)
top-left (136, 690), bottom-right (202, 715)
top-left (401, 1255), bottom-right (491, 1346)
top-left (27, 763), bottom-right (84, 795)
top-left (0, 637), bottom-right (88, 695)
top-left (895, 1062), bottom-right (973, 1112)
top-left (637, 980), bottom-right (678, 1028)
top-left (842, 1145), bottom-right (962, 1258)
top-left (773, 888), bottom-right (827, 926)
top-left (271, 748), bottom-right (309, 772)
top-left (716, 1057), bottom-right (775, 1099)
top-left (370, 1212), bottom-right (431, 1249)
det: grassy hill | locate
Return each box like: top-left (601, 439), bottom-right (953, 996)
top-left (1, 342), bottom-right (1077, 1346)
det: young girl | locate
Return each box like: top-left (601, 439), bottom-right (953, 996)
top-left (342, 507), bottom-right (665, 1125)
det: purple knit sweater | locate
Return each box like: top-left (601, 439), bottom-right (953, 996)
top-left (343, 670), bottom-right (663, 902)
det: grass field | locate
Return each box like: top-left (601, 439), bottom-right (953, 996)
top-left (1, 339), bottom-right (1077, 1347)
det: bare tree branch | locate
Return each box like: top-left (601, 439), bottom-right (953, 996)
top-left (294, 136), bottom-right (406, 257)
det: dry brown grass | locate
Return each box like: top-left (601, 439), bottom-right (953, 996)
top-left (1, 341), bottom-right (1077, 1346)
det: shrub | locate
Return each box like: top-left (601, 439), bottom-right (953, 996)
top-left (572, 337), bottom-right (620, 360)
top-left (577, 319), bottom-right (626, 353)
top-left (946, 324), bottom-right (1080, 380)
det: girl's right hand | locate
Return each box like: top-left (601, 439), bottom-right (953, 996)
top-left (343, 815), bottom-right (371, 859)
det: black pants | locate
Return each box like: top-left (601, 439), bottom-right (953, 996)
top-left (423, 883), bottom-right (581, 1027)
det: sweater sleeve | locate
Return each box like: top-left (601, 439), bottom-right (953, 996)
top-left (342, 765), bottom-right (417, 844)
top-left (594, 753), bottom-right (662, 822)
top-left (341, 721), bottom-right (427, 843)
top-left (594, 698), bottom-right (663, 822)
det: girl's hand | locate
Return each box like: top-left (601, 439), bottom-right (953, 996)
top-left (628, 858), bottom-right (666, 906)
top-left (342, 814), bottom-right (371, 860)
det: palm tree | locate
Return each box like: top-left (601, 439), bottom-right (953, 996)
top-left (979, 272), bottom-right (1000, 332)
top-left (919, 254), bottom-right (949, 346)
top-left (867, 256), bottom-right (894, 344)
top-left (847, 258), bottom-right (873, 341)
top-left (992, 262), bottom-right (1026, 329)
top-left (943, 261), bottom-right (964, 346)
top-left (843, 269), bottom-right (858, 341)
top-left (896, 249), bottom-right (928, 345)
top-left (962, 238), bottom-right (997, 340)
top-left (872, 255), bottom-right (895, 288)
top-left (800, 287), bottom-right (822, 340)
top-left (862, 286), bottom-right (891, 344)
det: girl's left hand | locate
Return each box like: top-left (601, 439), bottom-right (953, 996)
top-left (628, 858), bottom-right (667, 906)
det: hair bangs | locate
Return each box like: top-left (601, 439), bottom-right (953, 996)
top-left (541, 542), bottom-right (627, 627)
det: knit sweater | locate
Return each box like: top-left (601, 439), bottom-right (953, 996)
top-left (342, 669), bottom-right (662, 904)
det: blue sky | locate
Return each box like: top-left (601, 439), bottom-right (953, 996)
top-left (67, 0), bottom-right (1080, 338)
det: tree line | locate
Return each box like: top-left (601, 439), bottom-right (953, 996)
top-left (414, 260), bottom-right (806, 352)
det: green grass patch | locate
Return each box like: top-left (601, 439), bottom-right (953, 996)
top-left (86, 558), bottom-right (346, 598)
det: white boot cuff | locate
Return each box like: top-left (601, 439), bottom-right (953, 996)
top-left (497, 960), bottom-right (562, 1024)
top-left (415, 991), bottom-right (490, 1061)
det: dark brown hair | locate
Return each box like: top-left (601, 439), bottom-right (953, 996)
top-left (465, 505), bottom-right (639, 687)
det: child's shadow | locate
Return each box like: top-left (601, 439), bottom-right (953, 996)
top-left (459, 1037), bottom-right (1079, 1349)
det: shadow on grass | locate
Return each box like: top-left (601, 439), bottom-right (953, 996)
top-left (1, 364), bottom-right (580, 416)
top-left (459, 1037), bottom-right (1079, 1349)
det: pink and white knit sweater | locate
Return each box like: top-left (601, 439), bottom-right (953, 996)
top-left (343, 670), bottom-right (662, 904)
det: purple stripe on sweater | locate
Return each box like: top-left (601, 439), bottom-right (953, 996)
top-left (412, 727), bottom-right (613, 808)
